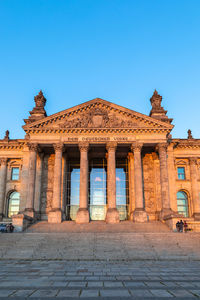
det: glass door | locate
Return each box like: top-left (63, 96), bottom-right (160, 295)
top-left (89, 159), bottom-right (107, 220)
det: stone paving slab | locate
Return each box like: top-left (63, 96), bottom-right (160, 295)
top-left (0, 231), bottom-right (200, 298)
top-left (0, 260), bottom-right (200, 298)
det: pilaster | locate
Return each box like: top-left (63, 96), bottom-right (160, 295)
top-left (157, 143), bottom-right (174, 220)
top-left (0, 158), bottom-right (7, 220)
top-left (189, 157), bottom-right (200, 220)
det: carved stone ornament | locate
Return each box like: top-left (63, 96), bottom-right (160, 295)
top-left (187, 129), bottom-right (193, 139)
top-left (150, 90), bottom-right (164, 111)
top-left (189, 157), bottom-right (198, 165)
top-left (149, 90), bottom-right (173, 124)
top-left (79, 142), bottom-right (89, 152)
top-left (106, 142), bottom-right (117, 151)
top-left (24, 90), bottom-right (47, 124)
top-left (0, 157), bottom-right (7, 165)
top-left (28, 143), bottom-right (38, 152)
top-left (4, 130), bottom-right (9, 140)
top-left (34, 90), bottom-right (46, 108)
top-left (131, 142), bottom-right (143, 152)
top-left (60, 107), bottom-right (139, 129)
top-left (53, 143), bottom-right (63, 152)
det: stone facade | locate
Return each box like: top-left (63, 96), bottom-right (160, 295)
top-left (1, 90), bottom-right (200, 230)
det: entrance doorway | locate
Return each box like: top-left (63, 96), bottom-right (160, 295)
top-left (89, 159), bottom-right (107, 220)
top-left (66, 158), bottom-right (129, 221)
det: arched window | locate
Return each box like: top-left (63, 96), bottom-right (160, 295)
top-left (8, 192), bottom-right (20, 218)
top-left (177, 191), bottom-right (189, 217)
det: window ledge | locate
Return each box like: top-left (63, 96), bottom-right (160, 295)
top-left (7, 180), bottom-right (20, 183)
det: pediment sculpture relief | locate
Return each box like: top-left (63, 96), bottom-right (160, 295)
top-left (59, 107), bottom-right (140, 129)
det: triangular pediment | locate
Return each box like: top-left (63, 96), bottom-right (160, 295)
top-left (23, 98), bottom-right (173, 134)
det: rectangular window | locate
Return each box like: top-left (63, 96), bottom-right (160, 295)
top-left (177, 167), bottom-right (185, 180)
top-left (11, 167), bottom-right (19, 180)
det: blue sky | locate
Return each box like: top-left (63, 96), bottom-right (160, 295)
top-left (0, 0), bottom-right (200, 139)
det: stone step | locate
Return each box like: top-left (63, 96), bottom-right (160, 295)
top-left (26, 220), bottom-right (171, 233)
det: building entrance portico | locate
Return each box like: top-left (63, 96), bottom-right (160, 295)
top-left (6, 91), bottom-right (198, 232)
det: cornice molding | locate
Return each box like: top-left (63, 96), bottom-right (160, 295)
top-left (24, 127), bottom-right (172, 135)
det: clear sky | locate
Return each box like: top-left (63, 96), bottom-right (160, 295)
top-left (0, 0), bottom-right (200, 139)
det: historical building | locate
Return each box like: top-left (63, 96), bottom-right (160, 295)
top-left (0, 90), bottom-right (200, 231)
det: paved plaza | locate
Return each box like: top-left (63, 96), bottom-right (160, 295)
top-left (0, 229), bottom-right (200, 299)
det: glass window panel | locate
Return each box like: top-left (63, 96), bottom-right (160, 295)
top-left (11, 167), bottom-right (19, 180)
top-left (177, 167), bottom-right (185, 180)
top-left (177, 191), bottom-right (188, 217)
top-left (8, 192), bottom-right (20, 218)
top-left (70, 168), bottom-right (80, 205)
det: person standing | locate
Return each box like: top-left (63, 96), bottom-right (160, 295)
top-left (179, 220), bottom-right (184, 232)
top-left (184, 220), bottom-right (188, 233)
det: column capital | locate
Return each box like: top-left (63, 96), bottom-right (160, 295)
top-left (131, 142), bottom-right (143, 152)
top-left (79, 142), bottom-right (89, 152)
top-left (0, 157), bottom-right (7, 165)
top-left (157, 143), bottom-right (168, 153)
top-left (106, 142), bottom-right (117, 152)
top-left (189, 157), bottom-right (198, 165)
top-left (27, 143), bottom-right (38, 152)
top-left (53, 142), bottom-right (63, 152)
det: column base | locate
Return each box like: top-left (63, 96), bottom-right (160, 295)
top-left (48, 209), bottom-right (62, 223)
top-left (106, 208), bottom-right (120, 224)
top-left (193, 213), bottom-right (200, 221)
top-left (133, 208), bottom-right (148, 223)
top-left (24, 208), bottom-right (35, 219)
top-left (34, 211), bottom-right (41, 221)
top-left (159, 209), bottom-right (177, 221)
top-left (76, 208), bottom-right (89, 224)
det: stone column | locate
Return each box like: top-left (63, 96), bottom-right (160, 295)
top-left (131, 142), bottom-right (147, 222)
top-left (158, 143), bottom-right (173, 219)
top-left (189, 158), bottom-right (200, 220)
top-left (0, 158), bottom-right (7, 220)
top-left (105, 142), bottom-right (119, 223)
top-left (76, 142), bottom-right (89, 223)
top-left (167, 144), bottom-right (176, 212)
top-left (48, 143), bottom-right (63, 223)
top-left (128, 152), bottom-right (135, 220)
top-left (25, 143), bottom-right (38, 218)
top-left (61, 152), bottom-right (68, 220)
top-left (34, 152), bottom-right (44, 220)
